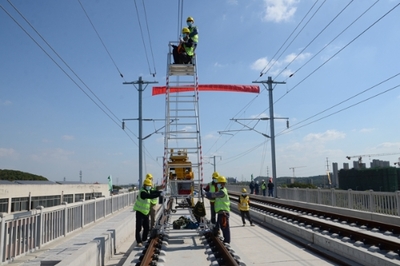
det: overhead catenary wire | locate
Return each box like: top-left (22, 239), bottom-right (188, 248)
top-left (219, 140), bottom-right (268, 166)
top-left (276, 82), bottom-right (400, 136)
top-left (133, 0), bottom-right (156, 77)
top-left (2, 2), bottom-right (160, 164)
top-left (281, 0), bottom-right (379, 83)
top-left (259, 0), bottom-right (327, 78)
top-left (258, 0), bottom-right (320, 78)
top-left (211, 2), bottom-right (400, 166)
top-left (141, 0), bottom-right (157, 77)
top-left (273, 0), bottom-right (354, 81)
top-left (274, 1), bottom-right (400, 105)
top-left (276, 72), bottom-right (400, 137)
top-left (77, 0), bottom-right (126, 80)
top-left (177, 0), bottom-right (184, 40)
top-left (6, 0), bottom-right (122, 126)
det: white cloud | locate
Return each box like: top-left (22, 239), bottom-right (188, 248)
top-left (227, 0), bottom-right (238, 5)
top-left (251, 57), bottom-right (270, 71)
top-left (359, 128), bottom-right (375, 133)
top-left (283, 52), bottom-right (311, 64)
top-left (251, 52), bottom-right (310, 76)
top-left (250, 112), bottom-right (268, 119)
top-left (303, 130), bottom-right (345, 142)
top-left (62, 135), bottom-right (75, 141)
top-left (0, 148), bottom-right (18, 158)
top-left (0, 100), bottom-right (12, 106)
top-left (262, 0), bottom-right (299, 23)
top-left (214, 62), bottom-right (226, 67)
top-left (203, 133), bottom-right (217, 140)
top-left (375, 142), bottom-right (400, 149)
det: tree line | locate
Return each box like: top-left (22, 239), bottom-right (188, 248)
top-left (0, 169), bottom-right (48, 181)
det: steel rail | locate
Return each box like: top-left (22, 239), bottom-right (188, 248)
top-left (204, 232), bottom-right (239, 266)
top-left (139, 236), bottom-right (160, 266)
top-left (230, 192), bottom-right (400, 255)
top-left (230, 191), bottom-right (400, 232)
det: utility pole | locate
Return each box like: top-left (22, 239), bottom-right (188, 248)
top-left (123, 76), bottom-right (158, 189)
top-left (253, 77), bottom-right (286, 198)
top-left (206, 155), bottom-right (222, 173)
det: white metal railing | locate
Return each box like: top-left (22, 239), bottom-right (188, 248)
top-left (0, 192), bottom-right (137, 265)
top-left (227, 185), bottom-right (400, 217)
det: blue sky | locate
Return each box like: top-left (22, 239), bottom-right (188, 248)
top-left (1, 0), bottom-right (400, 185)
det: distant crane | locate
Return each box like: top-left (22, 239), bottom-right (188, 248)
top-left (289, 166), bottom-right (306, 177)
top-left (346, 152), bottom-right (400, 164)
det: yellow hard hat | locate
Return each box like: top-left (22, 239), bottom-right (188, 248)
top-left (182, 27), bottom-right (190, 34)
top-left (146, 173), bottom-right (153, 180)
top-left (186, 16), bottom-right (194, 22)
top-left (217, 175), bottom-right (226, 183)
top-left (143, 178), bottom-right (152, 186)
top-left (242, 188), bottom-right (247, 193)
top-left (212, 172), bottom-right (219, 178)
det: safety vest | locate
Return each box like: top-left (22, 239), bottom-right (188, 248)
top-left (214, 187), bottom-right (230, 213)
top-left (239, 195), bottom-right (250, 211)
top-left (261, 183), bottom-right (266, 190)
top-left (209, 182), bottom-right (216, 203)
top-left (134, 188), bottom-right (150, 215)
top-left (188, 26), bottom-right (198, 44)
top-left (150, 186), bottom-right (158, 205)
top-left (184, 43), bottom-right (194, 56)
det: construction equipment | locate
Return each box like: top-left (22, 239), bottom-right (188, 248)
top-left (160, 41), bottom-right (203, 210)
top-left (346, 152), bottom-right (400, 164)
top-left (289, 166), bottom-right (306, 177)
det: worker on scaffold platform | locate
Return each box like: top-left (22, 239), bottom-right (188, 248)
top-left (172, 27), bottom-right (195, 64)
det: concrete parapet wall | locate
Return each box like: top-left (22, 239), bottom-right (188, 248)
top-left (231, 202), bottom-right (399, 266)
top-left (52, 210), bottom-right (134, 266)
top-left (268, 197), bottom-right (400, 227)
top-left (56, 240), bottom-right (101, 266)
top-left (110, 209), bottom-right (135, 252)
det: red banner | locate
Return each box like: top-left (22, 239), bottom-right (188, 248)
top-left (152, 84), bottom-right (260, 96)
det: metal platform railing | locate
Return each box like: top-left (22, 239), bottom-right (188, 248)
top-left (0, 192), bottom-right (137, 265)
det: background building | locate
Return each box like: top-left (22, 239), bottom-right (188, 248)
top-left (0, 180), bottom-right (109, 214)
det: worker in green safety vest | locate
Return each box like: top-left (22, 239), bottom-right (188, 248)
top-left (172, 27), bottom-right (195, 64)
top-left (205, 175), bottom-right (231, 244)
top-left (144, 173), bottom-right (163, 230)
top-left (133, 178), bottom-right (163, 247)
top-left (186, 16), bottom-right (198, 52)
top-left (203, 172), bottom-right (219, 224)
top-left (261, 180), bottom-right (267, 196)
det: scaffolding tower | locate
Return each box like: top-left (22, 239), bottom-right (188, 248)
top-left (162, 42), bottom-right (203, 209)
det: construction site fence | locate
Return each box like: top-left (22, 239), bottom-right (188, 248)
top-left (0, 191), bottom-right (137, 265)
top-left (227, 185), bottom-right (400, 217)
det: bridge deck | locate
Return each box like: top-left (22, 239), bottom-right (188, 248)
top-left (7, 200), bottom-right (340, 266)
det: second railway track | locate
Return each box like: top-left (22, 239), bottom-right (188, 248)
top-left (229, 191), bottom-right (400, 266)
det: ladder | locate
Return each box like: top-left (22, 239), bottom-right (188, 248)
top-left (162, 42), bottom-right (203, 208)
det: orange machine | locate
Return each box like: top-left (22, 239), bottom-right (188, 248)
top-left (168, 149), bottom-right (194, 197)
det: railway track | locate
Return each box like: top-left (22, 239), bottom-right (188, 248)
top-left (131, 198), bottom-right (244, 266)
top-left (229, 191), bottom-right (400, 265)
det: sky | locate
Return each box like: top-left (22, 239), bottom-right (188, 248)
top-left (1, 0), bottom-right (400, 186)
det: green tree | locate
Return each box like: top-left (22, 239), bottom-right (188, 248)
top-left (0, 169), bottom-right (48, 181)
